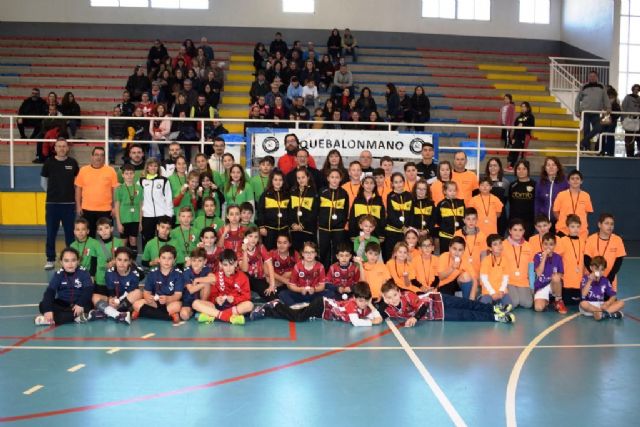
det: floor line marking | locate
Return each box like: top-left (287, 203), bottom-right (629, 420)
top-left (0, 329), bottom-right (393, 422)
top-left (0, 304), bottom-right (38, 308)
top-left (625, 313), bottom-right (640, 323)
top-left (22, 385), bottom-right (44, 395)
top-left (67, 364), bottom-right (85, 373)
top-left (140, 333), bottom-right (155, 340)
top-left (387, 320), bottom-right (467, 427)
top-left (0, 335), bottom-right (294, 342)
top-left (106, 348), bottom-right (120, 354)
top-left (0, 325), bottom-right (57, 356)
top-left (505, 294), bottom-right (640, 427)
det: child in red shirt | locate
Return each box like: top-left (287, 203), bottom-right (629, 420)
top-left (279, 242), bottom-right (331, 306)
top-left (326, 242), bottom-right (360, 299)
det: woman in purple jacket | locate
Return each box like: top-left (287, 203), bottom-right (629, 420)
top-left (534, 156), bottom-right (569, 228)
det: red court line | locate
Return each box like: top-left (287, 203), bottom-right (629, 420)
top-left (0, 325), bottom-right (57, 356)
top-left (625, 313), bottom-right (640, 323)
top-left (0, 328), bottom-right (391, 422)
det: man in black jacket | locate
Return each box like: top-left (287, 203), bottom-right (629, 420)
top-left (147, 39), bottom-right (168, 75)
top-left (17, 87), bottom-right (48, 140)
top-left (269, 32), bottom-right (288, 56)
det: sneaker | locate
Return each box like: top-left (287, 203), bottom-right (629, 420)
top-left (170, 313), bottom-right (180, 324)
top-left (117, 311), bottom-right (131, 325)
top-left (197, 313), bottom-right (215, 324)
top-left (87, 309), bottom-right (106, 321)
top-left (74, 312), bottom-right (88, 324)
top-left (554, 300), bottom-right (568, 314)
top-left (493, 303), bottom-right (513, 315)
top-left (230, 314), bottom-right (246, 326)
top-left (34, 315), bottom-right (53, 326)
top-left (249, 300), bottom-right (279, 321)
top-left (610, 311), bottom-right (624, 320)
top-left (495, 312), bottom-right (516, 323)
top-left (43, 261), bottom-right (55, 270)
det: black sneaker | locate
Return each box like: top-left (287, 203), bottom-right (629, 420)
top-left (610, 311), bottom-right (624, 320)
top-left (87, 309), bottom-right (106, 321)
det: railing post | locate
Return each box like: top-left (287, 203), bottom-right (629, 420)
top-left (104, 116), bottom-right (110, 165)
top-left (9, 115), bottom-right (15, 189)
top-left (200, 118), bottom-right (205, 154)
top-left (476, 126), bottom-right (482, 177)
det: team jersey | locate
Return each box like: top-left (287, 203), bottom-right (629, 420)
top-left (181, 266), bottom-right (212, 305)
top-left (451, 169), bottom-right (479, 205)
top-left (382, 291), bottom-right (444, 321)
top-left (318, 187), bottom-right (349, 231)
top-left (469, 194), bottom-right (503, 236)
top-left (360, 262), bottom-right (391, 300)
top-left (249, 174), bottom-right (270, 203)
top-left (430, 180), bottom-right (445, 205)
top-left (348, 193), bottom-right (385, 239)
top-left (556, 235), bottom-right (586, 289)
top-left (479, 255), bottom-right (514, 295)
top-left (326, 262), bottom-right (360, 290)
top-left (435, 198), bottom-right (465, 239)
top-left (581, 275), bottom-right (616, 303)
top-left (218, 226), bottom-right (246, 257)
top-left (584, 233), bottom-right (626, 290)
top-left (321, 297), bottom-right (380, 325)
top-left (453, 229), bottom-right (487, 275)
top-left (193, 215), bottom-right (224, 234)
top-left (385, 191), bottom-right (413, 233)
top-left (342, 181), bottom-right (361, 212)
top-left (105, 267), bottom-right (140, 297)
top-left (386, 259), bottom-right (419, 293)
top-left (437, 252), bottom-right (476, 287)
top-left (144, 268), bottom-right (184, 296)
top-left (290, 261), bottom-right (326, 288)
top-left (71, 237), bottom-right (101, 274)
top-left (289, 186), bottom-right (319, 235)
top-left (222, 182), bottom-right (254, 208)
top-left (170, 226), bottom-right (201, 265)
top-left (203, 246), bottom-right (224, 272)
top-left (411, 254), bottom-right (439, 288)
top-left (269, 250), bottom-right (300, 276)
top-left (553, 189), bottom-right (594, 238)
top-left (408, 198), bottom-right (435, 235)
top-left (243, 244), bottom-right (271, 279)
top-left (141, 237), bottom-right (177, 265)
top-left (533, 252), bottom-right (564, 292)
top-left (208, 270), bottom-right (251, 305)
top-left (95, 237), bottom-right (125, 286)
top-left (527, 233), bottom-right (548, 255)
top-left (503, 239), bottom-right (534, 288)
top-left (42, 267), bottom-right (94, 308)
top-left (115, 183), bottom-right (143, 224)
top-left (257, 190), bottom-right (291, 231)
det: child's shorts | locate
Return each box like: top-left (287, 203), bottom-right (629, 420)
top-left (121, 222), bottom-right (140, 238)
top-left (579, 300), bottom-right (603, 316)
top-left (534, 284), bottom-right (551, 301)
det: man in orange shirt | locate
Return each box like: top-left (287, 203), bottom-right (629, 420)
top-left (584, 213), bottom-right (626, 291)
top-left (556, 215), bottom-right (587, 306)
top-left (74, 147), bottom-right (119, 237)
top-left (438, 236), bottom-right (477, 299)
top-left (503, 219), bottom-right (534, 308)
top-left (552, 169), bottom-right (593, 238)
top-left (451, 151), bottom-right (479, 205)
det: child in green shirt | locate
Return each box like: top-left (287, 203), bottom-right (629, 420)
top-left (94, 217), bottom-right (125, 287)
top-left (141, 217), bottom-right (176, 269)
top-left (170, 207), bottom-right (201, 268)
top-left (240, 201), bottom-right (257, 229)
top-left (114, 164), bottom-right (143, 256)
top-left (249, 156), bottom-right (275, 204)
top-left (223, 164), bottom-right (254, 215)
top-left (194, 196), bottom-right (224, 233)
top-left (71, 217), bottom-right (101, 279)
top-left (354, 215), bottom-right (381, 263)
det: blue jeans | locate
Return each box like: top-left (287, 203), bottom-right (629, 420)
top-left (582, 112), bottom-right (602, 150)
top-left (478, 293), bottom-right (513, 307)
top-left (279, 288), bottom-right (334, 306)
top-left (45, 203), bottom-right (76, 261)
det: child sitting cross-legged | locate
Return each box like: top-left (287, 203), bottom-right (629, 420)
top-left (579, 256), bottom-right (624, 321)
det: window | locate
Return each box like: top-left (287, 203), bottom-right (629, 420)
top-left (422, 0), bottom-right (489, 21)
top-left (519, 0), bottom-right (550, 24)
top-left (91, 0), bottom-right (208, 8)
top-left (618, 0), bottom-right (640, 94)
top-left (283, 0), bottom-right (314, 13)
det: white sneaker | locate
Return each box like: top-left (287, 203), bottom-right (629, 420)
top-left (74, 312), bottom-right (88, 324)
top-left (34, 315), bottom-right (53, 326)
top-left (44, 261), bottom-right (55, 270)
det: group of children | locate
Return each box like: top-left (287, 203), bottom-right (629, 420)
top-left (35, 152), bottom-right (626, 327)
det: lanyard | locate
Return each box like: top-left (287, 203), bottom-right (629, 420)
top-left (466, 233), bottom-right (478, 257)
top-left (597, 236), bottom-right (611, 256)
top-left (394, 260), bottom-right (408, 279)
top-left (77, 239), bottom-right (88, 263)
top-left (491, 254), bottom-right (503, 267)
top-left (448, 199), bottom-right (459, 229)
top-left (124, 183), bottom-right (136, 206)
top-left (398, 193), bottom-right (405, 216)
top-left (419, 256), bottom-right (432, 286)
top-left (276, 190), bottom-right (282, 224)
top-left (569, 190), bottom-right (581, 214)
top-left (347, 182), bottom-right (357, 200)
top-left (569, 238), bottom-right (581, 268)
top-left (479, 194), bottom-right (490, 217)
top-left (512, 244), bottom-right (523, 270)
top-left (179, 227), bottom-right (192, 252)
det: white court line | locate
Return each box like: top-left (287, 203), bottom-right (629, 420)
top-left (387, 320), bottom-right (467, 427)
top-left (22, 385), bottom-right (44, 395)
top-left (67, 364), bottom-right (85, 373)
top-left (0, 304), bottom-right (38, 308)
top-left (505, 294), bottom-right (640, 427)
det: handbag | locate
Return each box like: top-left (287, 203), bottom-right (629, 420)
top-left (622, 116), bottom-right (640, 132)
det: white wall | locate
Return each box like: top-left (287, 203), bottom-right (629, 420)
top-left (1, 0), bottom-right (563, 41)
top-left (561, 0), bottom-right (615, 59)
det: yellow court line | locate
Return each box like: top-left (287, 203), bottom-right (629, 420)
top-left (141, 333), bottom-right (155, 340)
top-left (106, 348), bottom-right (120, 354)
top-left (23, 385), bottom-right (44, 395)
top-left (67, 364), bottom-right (85, 373)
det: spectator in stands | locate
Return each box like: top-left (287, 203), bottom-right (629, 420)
top-left (332, 64), bottom-right (353, 98)
top-left (171, 91), bottom-right (191, 117)
top-left (329, 109), bottom-right (345, 129)
top-left (265, 82), bottom-right (282, 108)
top-left (318, 54), bottom-right (335, 93)
top-left (199, 36), bottom-right (214, 62)
top-left (208, 117), bottom-right (229, 140)
top-left (287, 40), bottom-right (303, 61)
top-left (410, 85), bottom-right (431, 127)
top-left (172, 46), bottom-right (193, 70)
top-left (150, 104), bottom-right (171, 159)
top-left (149, 83), bottom-right (165, 106)
top-left (190, 94), bottom-right (216, 138)
top-left (108, 106), bottom-right (128, 164)
top-left (187, 67), bottom-right (201, 90)
top-left (253, 95), bottom-right (270, 117)
top-left (290, 49), bottom-right (304, 71)
top-left (364, 111), bottom-right (384, 130)
top-left (117, 90), bottom-right (135, 117)
top-left (291, 97), bottom-right (311, 124)
top-left (282, 60), bottom-right (298, 87)
top-left (278, 133), bottom-right (317, 175)
top-left (17, 88), bottom-right (47, 150)
top-left (59, 92), bottom-right (80, 138)
top-left (173, 68), bottom-right (186, 89)
top-left (575, 70), bottom-right (611, 151)
top-left (245, 106), bottom-right (265, 136)
top-left (335, 87), bottom-right (354, 112)
top-left (302, 78), bottom-right (319, 109)
top-left (499, 94), bottom-right (516, 148)
top-left (47, 92), bottom-right (59, 109)
top-left (35, 104), bottom-right (67, 163)
top-left (250, 70), bottom-right (270, 104)
top-left (398, 87), bottom-right (412, 123)
top-left (147, 39), bottom-right (168, 76)
top-left (322, 98), bottom-right (336, 119)
top-left (201, 70), bottom-right (222, 105)
top-left (41, 137), bottom-right (79, 270)
top-left (126, 65), bottom-right (151, 102)
top-left (127, 106), bottom-right (152, 144)
top-left (183, 79), bottom-right (199, 108)
top-left (270, 32), bottom-right (288, 56)
top-left (507, 101), bottom-right (535, 171)
top-left (202, 83), bottom-right (219, 110)
top-left (183, 38), bottom-right (197, 59)
top-left (621, 83), bottom-right (640, 157)
top-left (327, 29), bottom-right (342, 63)
top-left (74, 146), bottom-right (118, 237)
top-left (534, 156), bottom-right (568, 225)
top-left (312, 108), bottom-right (325, 129)
top-left (602, 86), bottom-right (621, 156)
top-left (253, 42), bottom-right (268, 72)
top-left (303, 42), bottom-right (318, 62)
top-left (300, 60), bottom-right (320, 87)
top-left (267, 95), bottom-right (289, 128)
top-left (385, 83), bottom-right (402, 122)
top-left (138, 92), bottom-right (155, 117)
top-left (286, 77), bottom-right (303, 107)
top-left (356, 87), bottom-right (377, 118)
top-left (342, 28), bottom-right (358, 62)
top-left (285, 147), bottom-right (323, 189)
top-left (173, 111), bottom-right (198, 154)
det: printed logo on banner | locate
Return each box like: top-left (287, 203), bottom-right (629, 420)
top-left (410, 138), bottom-right (425, 155)
top-left (262, 136), bottom-right (279, 154)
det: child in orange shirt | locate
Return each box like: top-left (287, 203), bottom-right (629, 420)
top-left (403, 162), bottom-right (419, 192)
top-left (454, 207), bottom-right (487, 278)
top-left (553, 169), bottom-right (593, 239)
top-left (411, 235), bottom-right (439, 290)
top-left (386, 242), bottom-right (422, 293)
top-left (437, 236), bottom-right (477, 299)
top-left (373, 168), bottom-right (391, 210)
top-left (355, 241), bottom-right (391, 302)
top-left (556, 214), bottom-right (587, 306)
top-left (469, 177), bottom-right (503, 236)
top-left (584, 213), bottom-right (626, 291)
top-left (528, 214), bottom-right (553, 255)
top-left (503, 219), bottom-right (534, 308)
top-left (479, 234), bottom-right (513, 309)
top-left (404, 228), bottom-right (421, 261)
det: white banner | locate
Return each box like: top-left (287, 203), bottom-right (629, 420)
top-left (252, 129), bottom-right (432, 159)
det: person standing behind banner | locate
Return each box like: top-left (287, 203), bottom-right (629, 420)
top-left (276, 133), bottom-right (317, 175)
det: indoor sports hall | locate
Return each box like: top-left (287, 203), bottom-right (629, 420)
top-left (1, 1), bottom-right (639, 426)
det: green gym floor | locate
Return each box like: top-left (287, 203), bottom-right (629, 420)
top-left (0, 237), bottom-right (639, 426)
